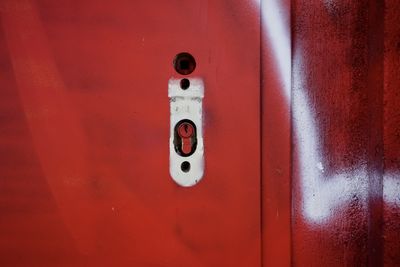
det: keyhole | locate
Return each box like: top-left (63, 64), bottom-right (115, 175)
top-left (174, 119), bottom-right (197, 157)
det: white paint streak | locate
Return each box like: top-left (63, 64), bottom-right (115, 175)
top-left (292, 56), bottom-right (368, 222)
top-left (261, 0), bottom-right (291, 98)
top-left (384, 172), bottom-right (400, 207)
top-left (258, 0), bottom-right (400, 224)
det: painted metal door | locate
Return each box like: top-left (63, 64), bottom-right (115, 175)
top-left (0, 0), bottom-right (399, 266)
top-left (0, 1), bottom-right (261, 266)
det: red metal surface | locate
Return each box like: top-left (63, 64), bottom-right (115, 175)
top-left (383, 2), bottom-right (400, 265)
top-left (261, 0), bottom-right (400, 266)
top-left (0, 0), bottom-right (399, 266)
top-left (287, 0), bottom-right (399, 266)
top-left (260, 0), bottom-right (291, 266)
top-left (0, 1), bottom-right (260, 266)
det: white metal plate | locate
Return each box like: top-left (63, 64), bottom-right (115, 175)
top-left (168, 78), bottom-right (204, 187)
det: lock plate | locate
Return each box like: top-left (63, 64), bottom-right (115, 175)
top-left (169, 78), bottom-right (204, 187)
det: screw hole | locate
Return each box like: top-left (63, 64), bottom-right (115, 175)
top-left (181, 161), bottom-right (191, 173)
top-left (180, 78), bottom-right (190, 90)
top-left (173, 52), bottom-right (196, 75)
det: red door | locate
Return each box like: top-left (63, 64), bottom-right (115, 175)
top-left (0, 1), bottom-right (261, 266)
top-left (0, 0), bottom-right (399, 266)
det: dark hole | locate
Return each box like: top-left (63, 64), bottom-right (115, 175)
top-left (180, 60), bottom-right (189, 70)
top-left (180, 78), bottom-right (190, 90)
top-left (173, 52), bottom-right (196, 75)
top-left (181, 161), bottom-right (191, 173)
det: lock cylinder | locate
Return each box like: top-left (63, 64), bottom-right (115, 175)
top-left (174, 120), bottom-right (197, 157)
